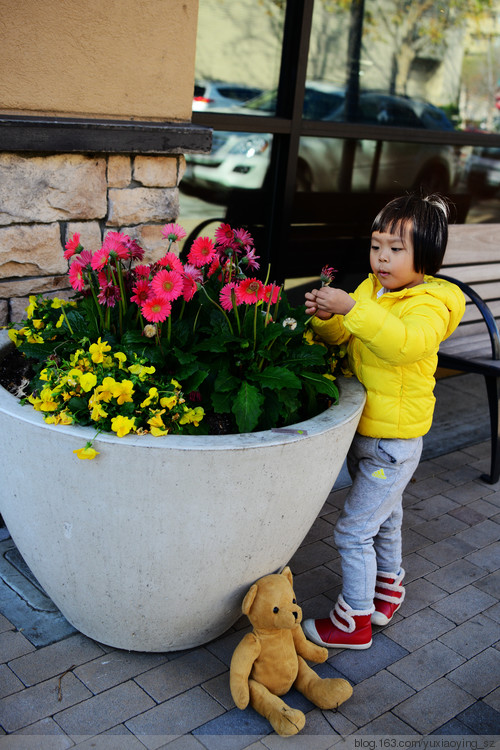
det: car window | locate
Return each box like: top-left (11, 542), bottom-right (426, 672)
top-left (303, 90), bottom-right (345, 120)
top-left (219, 86), bottom-right (262, 102)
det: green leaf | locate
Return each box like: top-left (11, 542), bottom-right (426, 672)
top-left (285, 344), bottom-right (329, 369)
top-left (232, 381), bottom-right (264, 433)
top-left (301, 372), bottom-right (339, 401)
top-left (249, 366), bottom-right (301, 391)
top-left (214, 369), bottom-right (241, 393)
top-left (211, 389), bottom-right (232, 413)
top-left (195, 333), bottom-right (236, 353)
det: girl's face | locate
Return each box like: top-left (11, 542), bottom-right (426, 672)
top-left (370, 221), bottom-right (425, 292)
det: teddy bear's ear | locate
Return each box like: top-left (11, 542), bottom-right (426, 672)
top-left (281, 566), bottom-right (293, 587)
top-left (242, 583), bottom-right (258, 615)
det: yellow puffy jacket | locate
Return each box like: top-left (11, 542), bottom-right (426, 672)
top-left (311, 274), bottom-right (465, 438)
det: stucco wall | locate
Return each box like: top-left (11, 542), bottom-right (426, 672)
top-left (0, 0), bottom-right (198, 121)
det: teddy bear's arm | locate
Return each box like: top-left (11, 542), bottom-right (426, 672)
top-left (229, 633), bottom-right (261, 709)
top-left (293, 625), bottom-right (328, 663)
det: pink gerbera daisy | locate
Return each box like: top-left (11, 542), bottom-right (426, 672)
top-left (220, 282), bottom-right (241, 311)
top-left (64, 232), bottom-right (83, 260)
top-left (242, 248), bottom-right (260, 271)
top-left (141, 296), bottom-right (172, 323)
top-left (234, 227), bottom-right (254, 252)
top-left (215, 223), bottom-right (235, 247)
top-left (91, 246), bottom-right (110, 271)
top-left (162, 223), bottom-right (187, 242)
top-left (97, 280), bottom-right (121, 308)
top-left (157, 251), bottom-right (184, 273)
top-left (207, 256), bottom-right (222, 279)
top-left (78, 250), bottom-right (93, 268)
top-left (133, 264), bottom-right (151, 279)
top-left (237, 278), bottom-right (265, 304)
top-left (102, 232), bottom-right (130, 261)
top-left (130, 279), bottom-right (150, 305)
top-left (124, 237), bottom-right (144, 261)
top-left (68, 259), bottom-right (86, 291)
top-left (150, 269), bottom-right (184, 302)
top-left (263, 283), bottom-right (281, 305)
top-left (187, 236), bottom-right (216, 267)
top-left (182, 264), bottom-right (203, 302)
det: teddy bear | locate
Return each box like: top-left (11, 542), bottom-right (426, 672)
top-left (229, 566), bottom-right (353, 736)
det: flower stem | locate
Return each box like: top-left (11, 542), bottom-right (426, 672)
top-left (199, 285), bottom-right (234, 334)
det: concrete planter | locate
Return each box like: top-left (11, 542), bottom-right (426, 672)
top-left (0, 331), bottom-right (365, 651)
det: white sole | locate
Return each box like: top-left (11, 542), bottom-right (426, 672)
top-left (303, 619), bottom-right (372, 649)
top-left (371, 602), bottom-right (401, 626)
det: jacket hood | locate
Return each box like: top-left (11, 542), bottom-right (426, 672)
top-left (368, 273), bottom-right (465, 341)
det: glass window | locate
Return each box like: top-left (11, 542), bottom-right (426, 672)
top-left (192, 1), bottom-right (285, 114)
top-left (306, 0), bottom-right (500, 134)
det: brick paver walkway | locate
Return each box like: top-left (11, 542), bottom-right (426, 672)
top-left (0, 424), bottom-right (499, 747)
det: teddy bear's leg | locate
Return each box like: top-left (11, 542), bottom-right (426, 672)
top-left (294, 656), bottom-right (353, 710)
top-left (248, 678), bottom-right (306, 736)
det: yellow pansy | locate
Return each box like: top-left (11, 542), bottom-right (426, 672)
top-left (94, 377), bottom-right (118, 403)
top-left (170, 378), bottom-right (182, 390)
top-left (25, 296), bottom-right (38, 319)
top-left (160, 394), bottom-right (178, 410)
top-left (73, 443), bottom-right (99, 460)
top-left (80, 372), bottom-right (98, 392)
top-left (141, 387), bottom-right (159, 408)
top-left (111, 415), bottom-right (135, 437)
top-left (90, 402), bottom-right (108, 421)
top-left (114, 351), bottom-right (127, 369)
top-left (37, 387), bottom-right (58, 412)
top-left (179, 406), bottom-right (204, 426)
top-left (148, 412), bottom-right (169, 436)
top-left (128, 363), bottom-right (156, 380)
top-left (89, 337), bottom-right (112, 364)
top-left (45, 411), bottom-right (73, 426)
top-left (111, 379), bottom-right (134, 405)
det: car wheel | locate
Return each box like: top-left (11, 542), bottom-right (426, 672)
top-left (414, 164), bottom-right (450, 194)
top-left (296, 161), bottom-right (315, 192)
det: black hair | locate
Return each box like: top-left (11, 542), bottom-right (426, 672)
top-left (371, 193), bottom-right (449, 275)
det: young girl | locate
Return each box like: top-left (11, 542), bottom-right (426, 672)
top-left (302, 193), bottom-right (465, 649)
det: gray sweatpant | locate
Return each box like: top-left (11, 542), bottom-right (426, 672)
top-left (334, 432), bottom-right (423, 610)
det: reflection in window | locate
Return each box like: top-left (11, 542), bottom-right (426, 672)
top-left (297, 134), bottom-right (458, 194)
top-left (306, 0), bottom-right (500, 133)
top-left (193, 0), bottom-right (285, 114)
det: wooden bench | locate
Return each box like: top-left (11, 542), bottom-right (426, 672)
top-left (437, 223), bottom-right (500, 484)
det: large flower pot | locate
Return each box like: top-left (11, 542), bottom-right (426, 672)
top-left (0, 331), bottom-right (365, 651)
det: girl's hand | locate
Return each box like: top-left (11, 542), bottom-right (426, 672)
top-left (306, 287), bottom-right (355, 318)
top-left (305, 290), bottom-right (333, 320)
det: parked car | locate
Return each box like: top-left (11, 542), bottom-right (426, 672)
top-left (193, 81), bottom-right (263, 112)
top-left (463, 146), bottom-right (500, 195)
top-left (183, 87), bottom-right (458, 195)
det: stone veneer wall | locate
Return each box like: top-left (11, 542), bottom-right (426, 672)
top-left (0, 152), bottom-right (186, 325)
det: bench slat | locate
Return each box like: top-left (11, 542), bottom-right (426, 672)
top-left (441, 263), bottom-right (500, 285)
top-left (446, 224), bottom-right (500, 264)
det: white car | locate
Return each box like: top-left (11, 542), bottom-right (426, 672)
top-left (464, 147), bottom-right (500, 195)
top-left (193, 81), bottom-right (263, 112)
top-left (184, 88), bottom-right (458, 195)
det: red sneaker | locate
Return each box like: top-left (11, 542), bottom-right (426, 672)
top-left (303, 595), bottom-right (374, 649)
top-left (371, 569), bottom-right (405, 626)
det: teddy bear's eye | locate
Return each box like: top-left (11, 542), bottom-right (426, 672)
top-left (292, 599), bottom-right (296, 604)
top-left (273, 607), bottom-right (279, 613)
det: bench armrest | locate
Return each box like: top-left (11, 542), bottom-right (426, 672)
top-left (436, 273), bottom-right (500, 360)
